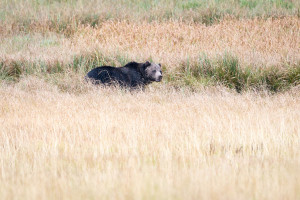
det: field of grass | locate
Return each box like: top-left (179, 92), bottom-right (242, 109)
top-left (1, 17), bottom-right (300, 91)
top-left (0, 0), bottom-right (300, 199)
top-left (1, 79), bottom-right (300, 199)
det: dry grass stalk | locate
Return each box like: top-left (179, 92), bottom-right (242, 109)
top-left (74, 17), bottom-right (300, 68)
top-left (0, 77), bottom-right (299, 199)
top-left (1, 18), bottom-right (299, 69)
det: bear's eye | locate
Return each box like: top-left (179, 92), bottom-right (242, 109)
top-left (152, 70), bottom-right (156, 73)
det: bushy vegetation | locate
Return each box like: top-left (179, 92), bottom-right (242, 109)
top-left (1, 53), bottom-right (299, 92)
top-left (179, 54), bottom-right (300, 92)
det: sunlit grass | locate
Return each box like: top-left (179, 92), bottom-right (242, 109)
top-left (0, 78), bottom-right (299, 199)
top-left (0, 1), bottom-right (300, 199)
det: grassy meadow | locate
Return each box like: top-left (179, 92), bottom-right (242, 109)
top-left (0, 0), bottom-right (300, 199)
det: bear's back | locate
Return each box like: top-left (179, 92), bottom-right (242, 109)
top-left (86, 66), bottom-right (128, 85)
top-left (119, 63), bottom-right (145, 87)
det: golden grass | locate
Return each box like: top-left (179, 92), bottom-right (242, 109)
top-left (1, 4), bottom-right (300, 198)
top-left (1, 18), bottom-right (300, 70)
top-left (0, 77), bottom-right (299, 199)
top-left (75, 17), bottom-right (300, 68)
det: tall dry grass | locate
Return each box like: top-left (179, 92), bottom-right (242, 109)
top-left (1, 1), bottom-right (300, 199)
top-left (0, 77), bottom-right (299, 199)
top-left (1, 18), bottom-right (300, 69)
top-left (74, 17), bottom-right (300, 68)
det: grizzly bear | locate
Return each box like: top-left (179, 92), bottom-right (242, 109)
top-left (85, 61), bottom-right (162, 89)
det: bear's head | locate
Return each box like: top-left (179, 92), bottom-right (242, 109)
top-left (143, 61), bottom-right (163, 82)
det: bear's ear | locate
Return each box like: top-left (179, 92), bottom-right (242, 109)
top-left (158, 63), bottom-right (161, 67)
top-left (143, 61), bottom-right (151, 68)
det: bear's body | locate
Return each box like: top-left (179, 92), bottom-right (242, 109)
top-left (85, 61), bottom-right (162, 89)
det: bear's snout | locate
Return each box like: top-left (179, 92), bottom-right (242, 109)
top-left (157, 75), bottom-right (163, 82)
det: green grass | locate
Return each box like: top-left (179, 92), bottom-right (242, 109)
top-left (1, 53), bottom-right (299, 92)
top-left (177, 54), bottom-right (300, 92)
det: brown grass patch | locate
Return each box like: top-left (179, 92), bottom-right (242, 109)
top-left (75, 17), bottom-right (300, 68)
top-left (1, 18), bottom-right (299, 70)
